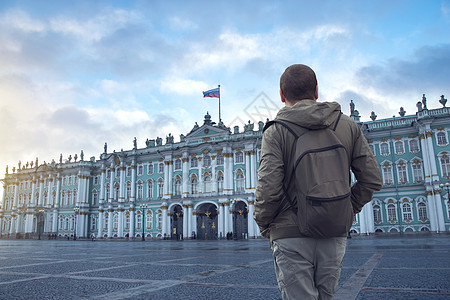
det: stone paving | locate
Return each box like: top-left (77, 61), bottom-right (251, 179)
top-left (0, 234), bottom-right (449, 299)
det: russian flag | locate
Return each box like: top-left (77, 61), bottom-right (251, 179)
top-left (203, 87), bottom-right (220, 98)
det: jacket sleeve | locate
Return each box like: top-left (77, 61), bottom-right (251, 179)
top-left (350, 124), bottom-right (383, 213)
top-left (254, 125), bottom-right (286, 237)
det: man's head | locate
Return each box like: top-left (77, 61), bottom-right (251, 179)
top-left (280, 64), bottom-right (318, 106)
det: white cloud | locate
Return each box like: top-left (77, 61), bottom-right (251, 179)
top-left (160, 78), bottom-right (208, 96)
top-left (0, 9), bottom-right (46, 32)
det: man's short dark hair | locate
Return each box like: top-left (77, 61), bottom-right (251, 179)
top-left (280, 64), bottom-right (317, 102)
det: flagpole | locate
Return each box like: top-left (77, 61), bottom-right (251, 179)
top-left (218, 85), bottom-right (221, 122)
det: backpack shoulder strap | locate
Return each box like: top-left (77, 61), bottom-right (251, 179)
top-left (263, 120), bottom-right (299, 139)
top-left (332, 111), bottom-right (343, 131)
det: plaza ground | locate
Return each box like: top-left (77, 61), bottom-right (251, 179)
top-left (0, 234), bottom-right (449, 299)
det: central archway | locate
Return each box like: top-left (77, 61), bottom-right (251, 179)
top-left (196, 203), bottom-right (218, 240)
top-left (232, 201), bottom-right (248, 239)
top-left (170, 204), bottom-right (183, 240)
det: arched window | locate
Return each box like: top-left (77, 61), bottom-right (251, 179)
top-left (397, 162), bottom-right (408, 184)
top-left (175, 159), bottom-right (182, 170)
top-left (126, 167), bottom-right (131, 177)
top-left (235, 151), bottom-right (244, 164)
top-left (157, 209), bottom-right (162, 230)
top-left (147, 180), bottom-right (153, 199)
top-left (437, 132), bottom-right (447, 145)
top-left (61, 191), bottom-right (65, 207)
top-left (217, 171), bottom-right (224, 193)
top-left (137, 181), bottom-right (143, 200)
top-left (104, 214), bottom-right (108, 230)
top-left (114, 184), bottom-right (119, 201)
top-left (440, 155), bottom-right (450, 178)
top-left (138, 165), bottom-right (143, 176)
top-left (115, 168), bottom-right (120, 178)
top-left (402, 203), bottom-right (412, 221)
top-left (126, 182), bottom-right (131, 201)
top-left (394, 141), bottom-right (404, 154)
top-left (203, 155), bottom-right (211, 167)
top-left (418, 202), bottom-right (428, 221)
top-left (125, 214), bottom-right (130, 230)
top-left (203, 174), bottom-right (211, 193)
top-left (136, 213), bottom-right (142, 230)
top-left (106, 169), bottom-right (111, 179)
top-left (191, 157), bottom-right (198, 168)
top-left (412, 160), bottom-right (423, 183)
top-left (146, 210), bottom-right (153, 229)
top-left (113, 214), bottom-right (118, 230)
top-left (373, 205), bottom-right (382, 223)
top-left (158, 163), bottom-right (164, 173)
top-left (236, 170), bottom-right (245, 192)
top-left (387, 204), bottom-right (397, 222)
top-left (105, 184), bottom-right (110, 201)
top-left (191, 175), bottom-right (198, 194)
top-left (158, 179), bottom-right (164, 198)
top-left (382, 163), bottom-right (393, 185)
top-left (91, 215), bottom-right (97, 231)
top-left (92, 191), bottom-right (98, 206)
top-left (380, 143), bottom-right (389, 156)
top-left (148, 163), bottom-right (154, 174)
top-left (174, 177), bottom-right (181, 196)
top-left (409, 139), bottom-right (419, 153)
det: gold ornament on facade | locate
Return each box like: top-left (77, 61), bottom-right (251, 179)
top-left (437, 126), bottom-right (445, 131)
top-left (205, 211), bottom-right (211, 218)
top-left (182, 158), bottom-right (189, 163)
top-left (425, 131), bottom-right (433, 138)
top-left (380, 137), bottom-right (388, 142)
top-left (394, 136), bottom-right (402, 140)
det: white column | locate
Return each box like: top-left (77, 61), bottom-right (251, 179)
top-left (129, 206), bottom-right (135, 238)
top-left (245, 151), bottom-right (251, 190)
top-left (107, 206), bottom-right (114, 237)
top-left (224, 201), bottom-right (230, 234)
top-left (12, 180), bottom-right (19, 209)
top-left (434, 184), bottom-right (446, 232)
top-left (198, 157), bottom-right (203, 194)
top-left (182, 153), bottom-right (189, 198)
top-left (161, 203), bottom-right (168, 237)
top-left (98, 166), bottom-right (106, 238)
top-left (31, 177), bottom-right (37, 206)
top-left (118, 164), bottom-right (126, 237)
top-left (218, 202), bottom-right (224, 238)
top-left (212, 156), bottom-right (217, 193)
top-left (187, 204), bottom-right (193, 238)
top-left (130, 162), bottom-right (136, 202)
top-left (168, 159), bottom-right (173, 197)
top-left (52, 175), bottom-right (61, 233)
top-left (192, 208), bottom-right (197, 238)
top-left (38, 176), bottom-right (44, 206)
top-left (163, 161), bottom-right (170, 199)
top-left (48, 175), bottom-right (54, 208)
top-left (250, 150), bottom-right (257, 190)
top-left (97, 208), bottom-right (104, 238)
top-left (182, 204), bottom-right (188, 239)
top-left (247, 200), bottom-right (255, 238)
top-left (117, 206), bottom-right (124, 237)
top-left (425, 131), bottom-right (439, 182)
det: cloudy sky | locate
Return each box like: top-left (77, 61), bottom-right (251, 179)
top-left (1, 0), bottom-right (449, 193)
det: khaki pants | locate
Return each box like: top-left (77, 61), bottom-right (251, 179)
top-left (272, 237), bottom-right (347, 300)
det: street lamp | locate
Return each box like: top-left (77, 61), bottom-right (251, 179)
top-left (140, 204), bottom-right (148, 241)
top-left (440, 182), bottom-right (450, 198)
top-left (73, 207), bottom-right (80, 240)
top-left (37, 208), bottom-right (45, 240)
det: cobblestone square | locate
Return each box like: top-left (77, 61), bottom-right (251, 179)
top-left (0, 235), bottom-right (449, 299)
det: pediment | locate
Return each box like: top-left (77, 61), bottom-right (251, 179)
top-left (185, 124), bottom-right (229, 141)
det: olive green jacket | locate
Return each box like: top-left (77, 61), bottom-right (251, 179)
top-left (254, 100), bottom-right (382, 242)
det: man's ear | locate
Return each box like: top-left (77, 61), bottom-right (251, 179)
top-left (315, 85), bottom-right (319, 100)
top-left (280, 89), bottom-right (286, 103)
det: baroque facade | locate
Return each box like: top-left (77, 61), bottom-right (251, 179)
top-left (1, 95), bottom-right (450, 240)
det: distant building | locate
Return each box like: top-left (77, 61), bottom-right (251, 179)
top-left (1, 95), bottom-right (449, 240)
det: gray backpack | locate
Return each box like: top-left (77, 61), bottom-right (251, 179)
top-left (264, 113), bottom-right (353, 238)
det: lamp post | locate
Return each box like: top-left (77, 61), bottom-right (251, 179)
top-left (37, 208), bottom-right (45, 240)
top-left (140, 204), bottom-right (148, 241)
top-left (73, 206), bottom-right (80, 240)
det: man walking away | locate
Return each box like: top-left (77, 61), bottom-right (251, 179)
top-left (254, 64), bottom-right (382, 299)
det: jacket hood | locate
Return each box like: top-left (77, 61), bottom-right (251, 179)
top-left (275, 99), bottom-right (342, 129)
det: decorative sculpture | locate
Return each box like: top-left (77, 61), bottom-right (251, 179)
top-left (133, 137), bottom-right (137, 149)
top-left (422, 94), bottom-right (427, 110)
top-left (416, 101), bottom-right (423, 112)
top-left (80, 150), bottom-right (84, 161)
top-left (370, 111), bottom-right (377, 121)
top-left (399, 107), bottom-right (406, 117)
top-left (104, 142), bottom-right (107, 153)
top-left (439, 95), bottom-right (447, 107)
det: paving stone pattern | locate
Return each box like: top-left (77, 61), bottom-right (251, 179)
top-left (0, 235), bottom-right (449, 299)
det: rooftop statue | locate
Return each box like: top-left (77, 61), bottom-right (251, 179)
top-left (416, 101), bottom-right (423, 112)
top-left (104, 142), bottom-right (107, 153)
top-left (439, 95), bottom-right (447, 107)
top-left (422, 94), bottom-right (427, 110)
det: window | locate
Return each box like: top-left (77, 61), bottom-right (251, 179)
top-left (191, 175), bottom-right (198, 194)
top-left (104, 214), bottom-right (108, 230)
top-left (203, 155), bottom-right (211, 167)
top-left (158, 179), bottom-right (164, 198)
top-left (402, 203), bottom-right (412, 221)
top-left (136, 213), bottom-right (142, 230)
top-left (126, 167), bottom-right (131, 177)
top-left (137, 181), bottom-right (143, 200)
top-left (174, 178), bottom-right (181, 196)
top-left (174, 159), bottom-right (181, 170)
top-left (113, 214), bottom-right (118, 229)
top-left (114, 184), bottom-right (119, 201)
top-left (126, 182), bottom-right (131, 200)
top-left (68, 176), bottom-right (72, 186)
top-left (412, 162), bottom-right (423, 183)
top-left (92, 191), bottom-right (98, 206)
top-left (146, 211), bottom-right (152, 229)
top-left (397, 163), bottom-right (408, 184)
top-left (369, 144), bottom-right (375, 154)
top-left (125, 214), bottom-right (130, 230)
top-left (203, 174), bottom-right (211, 193)
top-left (105, 185), bottom-right (110, 201)
top-left (61, 191), bottom-right (65, 207)
top-left (157, 210), bottom-right (162, 229)
top-left (138, 165), bottom-right (143, 176)
top-left (382, 164), bottom-right (393, 185)
top-left (373, 205), bottom-right (382, 223)
top-left (236, 170), bottom-right (245, 192)
top-left (191, 157), bottom-right (198, 168)
top-left (387, 204), bottom-right (397, 222)
top-left (216, 154), bottom-right (224, 165)
top-left (418, 202), bottom-right (428, 221)
top-left (106, 169), bottom-right (111, 179)
top-left (441, 155), bottom-right (450, 177)
top-left (115, 168), bottom-right (120, 178)
top-left (93, 176), bottom-right (99, 185)
top-left (380, 143), bottom-right (389, 156)
top-left (91, 216), bottom-right (97, 231)
top-left (158, 163), bottom-right (164, 174)
top-left (395, 141), bottom-right (404, 154)
top-left (235, 151), bottom-right (244, 164)
top-left (148, 163), bottom-right (154, 174)
top-left (437, 132), bottom-right (447, 145)
top-left (217, 172), bottom-right (224, 193)
top-left (147, 180), bottom-right (153, 199)
top-left (409, 139), bottom-right (419, 152)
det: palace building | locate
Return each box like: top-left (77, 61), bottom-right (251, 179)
top-left (1, 95), bottom-right (450, 240)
